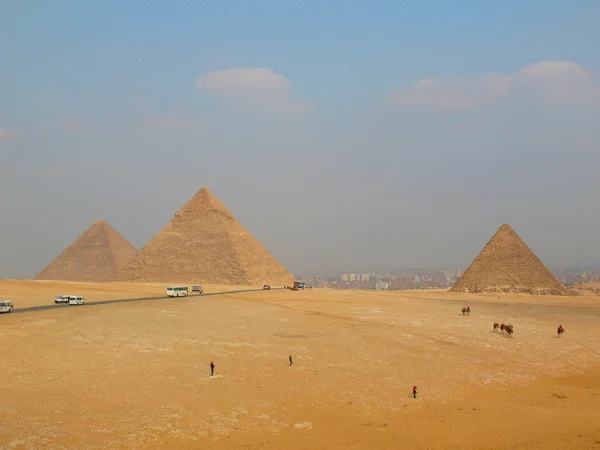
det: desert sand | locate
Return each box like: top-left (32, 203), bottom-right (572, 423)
top-left (1, 280), bottom-right (600, 449)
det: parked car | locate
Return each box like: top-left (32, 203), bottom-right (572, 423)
top-left (263, 284), bottom-right (271, 290)
top-left (68, 295), bottom-right (85, 305)
top-left (55, 295), bottom-right (70, 304)
top-left (0, 300), bottom-right (14, 313)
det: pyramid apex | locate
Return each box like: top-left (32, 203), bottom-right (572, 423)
top-left (175, 186), bottom-right (231, 217)
top-left (93, 220), bottom-right (108, 226)
top-left (493, 223), bottom-right (516, 236)
top-left (196, 186), bottom-right (217, 201)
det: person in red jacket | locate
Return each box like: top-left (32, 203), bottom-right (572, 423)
top-left (289, 354), bottom-right (293, 366)
top-left (412, 386), bottom-right (417, 398)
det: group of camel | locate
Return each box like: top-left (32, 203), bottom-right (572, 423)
top-left (492, 322), bottom-right (515, 337)
top-left (461, 306), bottom-right (565, 338)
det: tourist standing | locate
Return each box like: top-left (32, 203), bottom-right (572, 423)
top-left (289, 354), bottom-right (293, 366)
top-left (210, 361), bottom-right (215, 376)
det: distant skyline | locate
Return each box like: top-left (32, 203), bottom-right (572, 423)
top-left (297, 265), bottom-right (600, 278)
top-left (2, 1), bottom-right (600, 278)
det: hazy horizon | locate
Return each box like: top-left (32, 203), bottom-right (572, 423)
top-left (2, 1), bottom-right (599, 279)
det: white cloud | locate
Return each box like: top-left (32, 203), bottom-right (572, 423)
top-left (386, 61), bottom-right (600, 111)
top-left (196, 67), bottom-right (291, 93)
top-left (195, 67), bottom-right (313, 114)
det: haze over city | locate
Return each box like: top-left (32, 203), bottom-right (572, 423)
top-left (2, 1), bottom-right (600, 279)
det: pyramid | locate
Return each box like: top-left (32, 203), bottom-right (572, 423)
top-left (117, 187), bottom-right (294, 285)
top-left (35, 220), bottom-right (137, 282)
top-left (450, 223), bottom-right (574, 296)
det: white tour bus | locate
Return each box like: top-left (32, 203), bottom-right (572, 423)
top-left (68, 295), bottom-right (85, 305)
top-left (166, 286), bottom-right (188, 297)
top-left (0, 300), bottom-right (14, 313)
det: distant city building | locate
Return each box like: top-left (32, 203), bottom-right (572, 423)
top-left (443, 269), bottom-right (462, 282)
top-left (349, 273), bottom-right (356, 281)
top-left (375, 281), bottom-right (390, 290)
top-left (293, 267), bottom-right (600, 291)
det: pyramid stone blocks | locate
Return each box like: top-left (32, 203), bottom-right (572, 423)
top-left (35, 220), bottom-right (137, 282)
top-left (450, 223), bottom-right (574, 296)
top-left (117, 187), bottom-right (293, 285)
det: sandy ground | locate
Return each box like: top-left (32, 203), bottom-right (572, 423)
top-left (1, 281), bottom-right (600, 449)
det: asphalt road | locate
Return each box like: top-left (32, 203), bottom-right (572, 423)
top-left (6, 288), bottom-right (282, 315)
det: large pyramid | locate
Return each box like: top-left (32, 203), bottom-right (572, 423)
top-left (450, 223), bottom-right (573, 296)
top-left (35, 220), bottom-right (137, 282)
top-left (117, 187), bottom-right (294, 285)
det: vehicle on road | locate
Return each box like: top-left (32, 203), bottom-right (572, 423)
top-left (166, 286), bottom-right (188, 297)
top-left (55, 295), bottom-right (70, 304)
top-left (293, 281), bottom-right (305, 289)
top-left (68, 295), bottom-right (85, 305)
top-left (0, 300), bottom-right (14, 313)
top-left (191, 286), bottom-right (204, 294)
top-left (263, 284), bottom-right (271, 290)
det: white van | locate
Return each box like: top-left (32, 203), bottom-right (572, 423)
top-left (55, 295), bottom-right (70, 304)
top-left (68, 295), bottom-right (85, 305)
top-left (0, 300), bottom-right (14, 313)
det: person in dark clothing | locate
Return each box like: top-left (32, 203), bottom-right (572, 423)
top-left (289, 354), bottom-right (293, 366)
top-left (413, 386), bottom-right (417, 398)
top-left (210, 361), bottom-right (215, 376)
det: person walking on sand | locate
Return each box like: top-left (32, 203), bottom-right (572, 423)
top-left (289, 354), bottom-right (293, 366)
top-left (210, 361), bottom-right (215, 376)
top-left (412, 386), bottom-right (417, 399)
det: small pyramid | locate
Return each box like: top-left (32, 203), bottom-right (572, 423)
top-left (35, 220), bottom-right (137, 282)
top-left (450, 223), bottom-right (573, 296)
top-left (117, 187), bottom-right (294, 285)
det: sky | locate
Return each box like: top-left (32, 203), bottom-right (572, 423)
top-left (1, 1), bottom-right (600, 278)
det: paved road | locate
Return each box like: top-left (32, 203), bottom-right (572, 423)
top-left (7, 288), bottom-right (282, 315)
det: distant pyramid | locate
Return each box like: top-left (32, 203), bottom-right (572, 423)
top-left (450, 223), bottom-right (574, 296)
top-left (117, 187), bottom-right (294, 285)
top-left (35, 220), bottom-right (137, 282)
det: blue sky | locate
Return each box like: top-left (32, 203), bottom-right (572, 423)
top-left (1, 1), bottom-right (600, 277)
